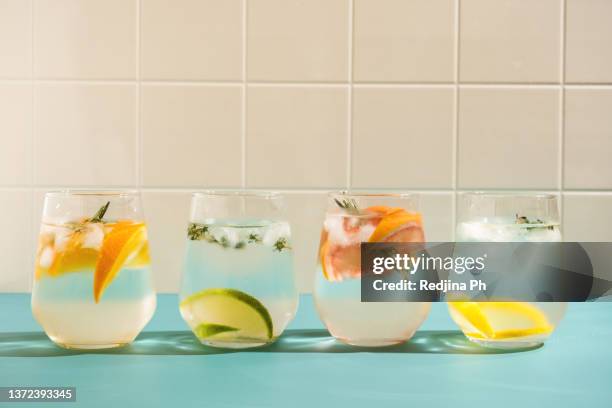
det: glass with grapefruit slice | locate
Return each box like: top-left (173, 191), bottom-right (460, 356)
top-left (449, 193), bottom-right (567, 349)
top-left (31, 191), bottom-right (156, 349)
top-left (313, 192), bottom-right (431, 347)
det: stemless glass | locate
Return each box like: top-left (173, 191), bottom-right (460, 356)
top-left (32, 191), bottom-right (156, 349)
top-left (314, 192), bottom-right (431, 347)
top-left (179, 191), bottom-right (298, 349)
top-left (448, 192), bottom-right (567, 349)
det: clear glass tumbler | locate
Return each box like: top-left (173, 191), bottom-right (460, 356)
top-left (314, 192), bottom-right (431, 347)
top-left (32, 191), bottom-right (156, 349)
top-left (449, 192), bottom-right (567, 349)
top-left (179, 191), bottom-right (298, 349)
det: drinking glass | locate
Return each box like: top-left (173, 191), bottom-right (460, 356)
top-left (449, 192), bottom-right (567, 349)
top-left (32, 191), bottom-right (156, 349)
top-left (179, 191), bottom-right (298, 349)
top-left (314, 192), bottom-right (431, 347)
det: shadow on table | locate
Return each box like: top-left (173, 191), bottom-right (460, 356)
top-left (0, 330), bottom-right (541, 357)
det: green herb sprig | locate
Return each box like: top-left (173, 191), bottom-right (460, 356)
top-left (515, 214), bottom-right (554, 231)
top-left (89, 201), bottom-right (110, 223)
top-left (334, 198), bottom-right (360, 214)
top-left (187, 223), bottom-right (291, 252)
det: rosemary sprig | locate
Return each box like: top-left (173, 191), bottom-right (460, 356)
top-left (334, 198), bottom-right (360, 214)
top-left (515, 214), bottom-right (554, 231)
top-left (89, 201), bottom-right (110, 223)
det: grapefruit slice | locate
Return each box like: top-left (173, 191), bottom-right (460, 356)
top-left (368, 210), bottom-right (424, 243)
top-left (320, 240), bottom-right (361, 281)
top-left (93, 222), bottom-right (147, 302)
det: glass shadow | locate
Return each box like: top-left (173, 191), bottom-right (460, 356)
top-left (0, 330), bottom-right (541, 357)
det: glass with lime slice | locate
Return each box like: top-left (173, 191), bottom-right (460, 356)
top-left (179, 192), bottom-right (298, 348)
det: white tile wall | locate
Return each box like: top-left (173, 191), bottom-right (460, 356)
top-left (1, 0), bottom-right (611, 293)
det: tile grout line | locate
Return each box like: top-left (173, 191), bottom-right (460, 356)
top-left (559, 0), bottom-right (567, 229)
top-left (241, 0), bottom-right (248, 189)
top-left (346, 0), bottom-right (354, 190)
top-left (451, 0), bottom-right (461, 241)
top-left (29, 0), bottom-right (35, 292)
top-left (137, 0), bottom-right (143, 190)
top-left (3, 78), bottom-right (612, 88)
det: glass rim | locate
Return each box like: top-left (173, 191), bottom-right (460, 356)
top-left (44, 189), bottom-right (140, 198)
top-left (192, 190), bottom-right (282, 199)
top-left (328, 190), bottom-right (419, 199)
top-left (458, 191), bottom-right (558, 200)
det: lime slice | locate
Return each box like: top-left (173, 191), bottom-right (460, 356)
top-left (194, 323), bottom-right (239, 338)
top-left (180, 288), bottom-right (273, 341)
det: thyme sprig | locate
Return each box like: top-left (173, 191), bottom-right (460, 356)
top-left (515, 214), bottom-right (554, 231)
top-left (187, 223), bottom-right (291, 251)
top-left (273, 237), bottom-right (291, 252)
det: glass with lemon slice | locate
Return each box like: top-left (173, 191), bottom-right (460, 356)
top-left (314, 192), bottom-right (431, 347)
top-left (179, 192), bottom-right (298, 349)
top-left (449, 193), bottom-right (567, 349)
top-left (31, 191), bottom-right (156, 349)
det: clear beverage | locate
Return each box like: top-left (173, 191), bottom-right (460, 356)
top-left (31, 192), bottom-right (156, 349)
top-left (179, 192), bottom-right (298, 349)
top-left (448, 193), bottom-right (566, 349)
top-left (314, 193), bottom-right (431, 347)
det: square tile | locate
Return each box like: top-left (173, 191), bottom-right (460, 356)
top-left (458, 88), bottom-right (560, 189)
top-left (142, 192), bottom-right (192, 293)
top-left (460, 0), bottom-right (561, 83)
top-left (284, 192), bottom-right (328, 293)
top-left (34, 84), bottom-right (137, 186)
top-left (564, 89), bottom-right (612, 189)
top-left (352, 87), bottom-right (454, 189)
top-left (353, 0), bottom-right (454, 82)
top-left (0, 0), bottom-right (32, 78)
top-left (420, 193), bottom-right (454, 242)
top-left (246, 86), bottom-right (348, 188)
top-left (563, 194), bottom-right (612, 241)
top-left (0, 84), bottom-right (32, 185)
top-left (0, 191), bottom-right (32, 292)
top-left (247, 0), bottom-right (349, 81)
top-left (141, 85), bottom-right (242, 187)
top-left (34, 0), bottom-right (136, 79)
top-left (566, 0), bottom-right (612, 83)
top-left (141, 0), bottom-right (242, 80)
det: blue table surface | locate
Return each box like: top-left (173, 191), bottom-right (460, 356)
top-left (1, 294), bottom-right (611, 408)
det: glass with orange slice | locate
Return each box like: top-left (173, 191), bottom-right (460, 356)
top-left (448, 192), bottom-right (567, 349)
top-left (31, 191), bottom-right (156, 349)
top-left (313, 192), bottom-right (431, 347)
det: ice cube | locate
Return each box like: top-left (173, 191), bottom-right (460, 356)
top-left (209, 226), bottom-right (239, 248)
top-left (82, 223), bottom-right (104, 250)
top-left (324, 215), bottom-right (375, 246)
top-left (263, 222), bottom-right (291, 246)
top-left (38, 247), bottom-right (55, 268)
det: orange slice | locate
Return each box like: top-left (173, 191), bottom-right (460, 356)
top-left (42, 231), bottom-right (100, 277)
top-left (368, 210), bottom-right (424, 243)
top-left (93, 222), bottom-right (147, 302)
top-left (124, 242), bottom-right (151, 268)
